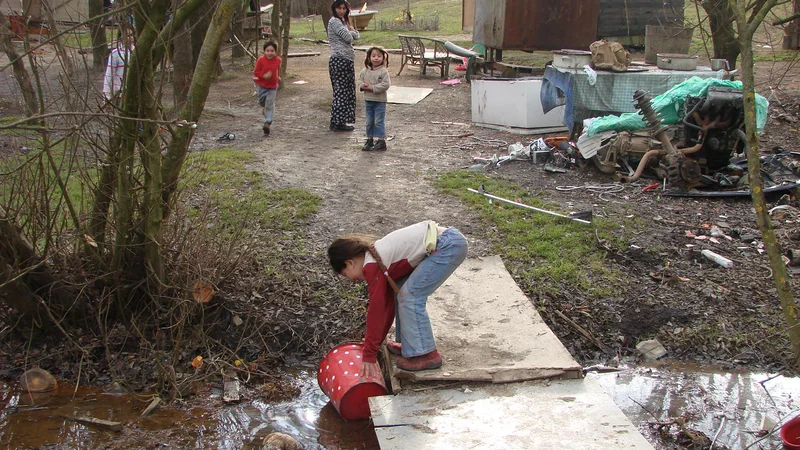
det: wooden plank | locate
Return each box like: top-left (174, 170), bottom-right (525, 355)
top-left (287, 52), bottom-right (321, 58)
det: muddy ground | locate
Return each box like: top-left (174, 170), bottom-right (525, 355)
top-left (1, 36), bottom-right (800, 394)
top-left (184, 44), bottom-right (800, 375)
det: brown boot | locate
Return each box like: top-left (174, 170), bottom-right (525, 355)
top-left (396, 350), bottom-right (442, 371)
top-left (386, 340), bottom-right (402, 356)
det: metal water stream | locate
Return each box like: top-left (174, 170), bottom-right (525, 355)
top-left (1, 366), bottom-right (798, 449)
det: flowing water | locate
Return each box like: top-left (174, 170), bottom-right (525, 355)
top-left (1, 365), bottom-right (798, 449)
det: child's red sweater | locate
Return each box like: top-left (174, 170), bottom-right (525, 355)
top-left (253, 55), bottom-right (281, 89)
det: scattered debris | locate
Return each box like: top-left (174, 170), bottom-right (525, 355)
top-left (701, 249), bottom-right (734, 268)
top-left (468, 186), bottom-right (592, 225)
top-left (636, 339), bottom-right (667, 359)
top-left (223, 371), bottom-right (241, 403)
top-left (19, 368), bottom-right (57, 393)
top-left (263, 432), bottom-right (299, 450)
top-left (554, 310), bottom-right (614, 355)
top-left (141, 396), bottom-right (161, 417)
top-left (66, 415), bottom-right (122, 432)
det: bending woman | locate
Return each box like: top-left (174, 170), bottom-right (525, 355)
top-left (328, 221), bottom-right (468, 379)
top-left (327, 0), bottom-right (359, 132)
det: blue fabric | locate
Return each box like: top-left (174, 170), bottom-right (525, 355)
top-left (394, 228), bottom-right (468, 358)
top-left (364, 100), bottom-right (386, 138)
top-left (258, 86), bottom-right (277, 125)
top-left (541, 66), bottom-right (575, 133)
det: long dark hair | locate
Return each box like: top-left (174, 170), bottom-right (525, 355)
top-left (328, 233), bottom-right (401, 292)
top-left (328, 233), bottom-right (375, 273)
top-left (364, 47), bottom-right (389, 68)
top-left (330, 0), bottom-right (351, 24)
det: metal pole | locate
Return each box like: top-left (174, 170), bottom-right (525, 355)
top-left (467, 188), bottom-right (592, 225)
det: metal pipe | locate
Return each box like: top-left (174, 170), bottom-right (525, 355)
top-left (618, 139), bottom-right (704, 183)
top-left (618, 149), bottom-right (666, 182)
top-left (467, 188), bottom-right (592, 225)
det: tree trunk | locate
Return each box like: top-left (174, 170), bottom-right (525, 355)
top-left (172, 20), bottom-right (193, 108)
top-left (88, 0), bottom-right (108, 70)
top-left (271, 0), bottom-right (281, 44)
top-left (784, 0), bottom-right (800, 49)
top-left (0, 207), bottom-right (80, 324)
top-left (231, 1), bottom-right (246, 58)
top-left (0, 11), bottom-right (39, 116)
top-left (280, 0), bottom-right (291, 80)
top-left (731, 0), bottom-right (800, 369)
top-left (702, 0), bottom-right (741, 69)
top-left (161, 0), bottom-right (242, 211)
top-left (318, 0), bottom-right (331, 32)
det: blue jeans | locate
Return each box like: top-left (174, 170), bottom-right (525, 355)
top-left (394, 228), bottom-right (468, 357)
top-left (364, 100), bottom-right (386, 138)
top-left (258, 86), bottom-right (277, 125)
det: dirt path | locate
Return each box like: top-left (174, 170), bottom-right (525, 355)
top-left (189, 44), bottom-right (800, 373)
top-left (195, 46), bottom-right (492, 254)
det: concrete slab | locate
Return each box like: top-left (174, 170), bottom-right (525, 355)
top-left (393, 256), bottom-right (581, 384)
top-left (386, 86), bottom-right (433, 104)
top-left (369, 377), bottom-right (654, 450)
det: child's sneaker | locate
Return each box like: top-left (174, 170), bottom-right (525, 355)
top-left (361, 138), bottom-right (374, 151)
top-left (371, 139), bottom-right (387, 151)
top-left (263, 123), bottom-right (270, 136)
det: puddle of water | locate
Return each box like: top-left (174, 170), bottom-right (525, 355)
top-left (0, 372), bottom-right (379, 449)
top-left (5, 364), bottom-right (797, 449)
top-left (591, 364), bottom-right (800, 449)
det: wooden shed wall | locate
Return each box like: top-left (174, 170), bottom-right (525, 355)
top-left (597, 0), bottom-right (685, 37)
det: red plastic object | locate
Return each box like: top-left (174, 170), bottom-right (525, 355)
top-left (782, 415), bottom-right (800, 449)
top-left (317, 342), bottom-right (387, 421)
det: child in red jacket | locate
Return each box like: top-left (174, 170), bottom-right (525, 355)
top-left (253, 41), bottom-right (281, 136)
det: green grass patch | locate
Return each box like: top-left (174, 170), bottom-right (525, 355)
top-left (754, 49), bottom-right (799, 62)
top-left (0, 116), bottom-right (31, 136)
top-left (435, 171), bottom-right (625, 297)
top-left (181, 148), bottom-right (321, 236)
top-left (291, 0), bottom-right (465, 49)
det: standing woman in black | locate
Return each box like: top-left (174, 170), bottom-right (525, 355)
top-left (327, 0), bottom-right (359, 131)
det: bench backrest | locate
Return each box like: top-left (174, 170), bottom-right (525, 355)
top-left (398, 35), bottom-right (449, 60)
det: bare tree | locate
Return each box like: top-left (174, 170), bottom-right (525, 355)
top-left (698, 0), bottom-right (743, 68)
top-left (728, 0), bottom-right (800, 368)
top-left (88, 0), bottom-right (107, 69)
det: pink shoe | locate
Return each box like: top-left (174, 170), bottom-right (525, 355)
top-left (396, 350), bottom-right (442, 371)
top-left (386, 341), bottom-right (402, 356)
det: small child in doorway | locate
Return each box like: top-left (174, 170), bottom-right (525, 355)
top-left (253, 41), bottom-right (281, 136)
top-left (357, 47), bottom-right (391, 151)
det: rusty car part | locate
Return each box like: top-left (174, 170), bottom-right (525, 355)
top-left (592, 87), bottom-right (745, 189)
top-left (634, 90), bottom-right (702, 190)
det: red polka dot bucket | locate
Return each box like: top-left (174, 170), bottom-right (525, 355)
top-left (317, 342), bottom-right (387, 421)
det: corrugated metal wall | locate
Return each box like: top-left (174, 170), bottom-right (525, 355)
top-left (597, 0), bottom-right (685, 37)
top-left (473, 0), bottom-right (600, 50)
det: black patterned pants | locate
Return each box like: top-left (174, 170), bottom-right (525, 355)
top-left (329, 56), bottom-right (356, 126)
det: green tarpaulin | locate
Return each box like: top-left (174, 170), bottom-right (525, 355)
top-left (586, 77), bottom-right (768, 137)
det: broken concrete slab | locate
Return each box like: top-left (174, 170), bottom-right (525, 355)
top-left (369, 376), bottom-right (654, 449)
top-left (393, 256), bottom-right (581, 384)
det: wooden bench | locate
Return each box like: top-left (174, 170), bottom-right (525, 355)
top-left (397, 35), bottom-right (451, 78)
